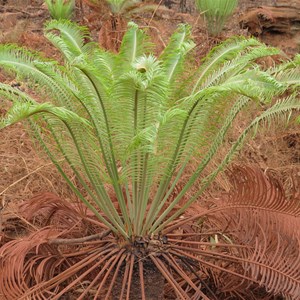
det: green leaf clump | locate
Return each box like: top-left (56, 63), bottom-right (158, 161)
top-left (0, 20), bottom-right (299, 239)
top-left (45, 0), bottom-right (75, 20)
top-left (196, 0), bottom-right (238, 36)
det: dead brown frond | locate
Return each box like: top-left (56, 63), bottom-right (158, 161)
top-left (98, 15), bottom-right (127, 52)
top-left (19, 192), bottom-right (105, 231)
top-left (225, 165), bottom-right (300, 216)
top-left (1, 166), bottom-right (299, 299)
top-left (163, 165), bottom-right (300, 299)
top-left (0, 227), bottom-right (64, 298)
top-left (0, 193), bottom-right (163, 299)
top-left (0, 203), bottom-right (120, 299)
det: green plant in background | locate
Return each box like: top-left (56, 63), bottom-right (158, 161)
top-left (196, 0), bottom-right (238, 36)
top-left (45, 0), bottom-right (75, 20)
top-left (104, 0), bottom-right (140, 14)
top-left (84, 0), bottom-right (153, 15)
top-left (0, 20), bottom-right (299, 298)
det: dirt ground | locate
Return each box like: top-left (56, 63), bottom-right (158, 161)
top-left (0, 0), bottom-right (299, 298)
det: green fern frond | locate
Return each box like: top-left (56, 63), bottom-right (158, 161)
top-left (272, 56), bottom-right (300, 89)
top-left (119, 22), bottom-right (153, 64)
top-left (1, 101), bottom-right (90, 129)
top-left (90, 49), bottom-right (117, 89)
top-left (220, 69), bottom-right (285, 101)
top-left (45, 20), bottom-right (93, 61)
top-left (191, 36), bottom-right (269, 93)
top-left (211, 94), bottom-right (300, 183)
top-left (0, 82), bottom-right (35, 104)
top-left (0, 44), bottom-right (44, 73)
top-left (199, 46), bottom-right (280, 89)
top-left (154, 94), bottom-right (300, 233)
top-left (160, 24), bottom-right (195, 83)
top-left (0, 45), bottom-right (80, 110)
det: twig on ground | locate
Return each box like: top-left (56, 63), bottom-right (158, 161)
top-left (49, 229), bottom-right (112, 245)
top-left (0, 6), bottom-right (47, 17)
top-left (139, 25), bottom-right (166, 48)
top-left (148, 0), bottom-right (164, 27)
